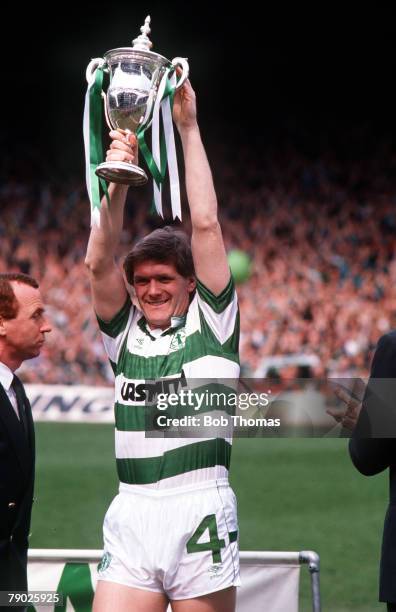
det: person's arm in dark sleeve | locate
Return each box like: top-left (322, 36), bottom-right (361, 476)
top-left (349, 438), bottom-right (394, 475)
top-left (349, 332), bottom-right (396, 475)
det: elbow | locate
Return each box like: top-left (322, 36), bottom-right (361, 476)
top-left (349, 440), bottom-right (388, 476)
top-left (351, 460), bottom-right (381, 477)
top-left (85, 253), bottom-right (110, 277)
top-left (192, 216), bottom-right (220, 233)
top-left (84, 254), bottom-right (96, 273)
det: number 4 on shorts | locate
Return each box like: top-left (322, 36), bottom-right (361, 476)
top-left (187, 514), bottom-right (225, 563)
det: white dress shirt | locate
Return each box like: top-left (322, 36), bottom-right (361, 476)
top-left (0, 360), bottom-right (19, 419)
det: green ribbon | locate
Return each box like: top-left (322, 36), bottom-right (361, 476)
top-left (89, 67), bottom-right (109, 213)
top-left (136, 128), bottom-right (167, 187)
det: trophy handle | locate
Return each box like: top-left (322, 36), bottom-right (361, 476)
top-left (85, 57), bottom-right (105, 84)
top-left (171, 57), bottom-right (189, 89)
top-left (101, 92), bottom-right (112, 130)
top-left (85, 58), bottom-right (112, 130)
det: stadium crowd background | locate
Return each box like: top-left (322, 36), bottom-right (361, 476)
top-left (2, 127), bottom-right (396, 385)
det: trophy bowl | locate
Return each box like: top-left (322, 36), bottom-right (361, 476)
top-left (88, 17), bottom-right (189, 186)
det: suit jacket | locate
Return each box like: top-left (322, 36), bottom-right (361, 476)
top-left (0, 380), bottom-right (35, 593)
top-left (349, 331), bottom-right (396, 603)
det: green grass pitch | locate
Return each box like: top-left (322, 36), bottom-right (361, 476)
top-left (31, 423), bottom-right (387, 611)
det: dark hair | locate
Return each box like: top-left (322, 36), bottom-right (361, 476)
top-left (0, 273), bottom-right (39, 320)
top-left (123, 226), bottom-right (195, 284)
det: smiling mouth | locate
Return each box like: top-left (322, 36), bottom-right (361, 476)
top-left (146, 300), bottom-right (168, 306)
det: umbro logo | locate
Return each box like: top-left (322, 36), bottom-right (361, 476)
top-left (208, 564), bottom-right (223, 578)
top-left (134, 337), bottom-right (144, 349)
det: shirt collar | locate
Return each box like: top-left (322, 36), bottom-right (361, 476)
top-left (137, 315), bottom-right (186, 339)
top-left (0, 361), bottom-right (14, 391)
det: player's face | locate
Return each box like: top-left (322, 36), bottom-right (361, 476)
top-left (133, 260), bottom-right (196, 329)
top-left (0, 283), bottom-right (52, 362)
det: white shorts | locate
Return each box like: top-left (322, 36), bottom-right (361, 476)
top-left (97, 479), bottom-right (240, 600)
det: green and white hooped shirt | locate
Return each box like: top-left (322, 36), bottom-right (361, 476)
top-left (97, 277), bottom-right (240, 490)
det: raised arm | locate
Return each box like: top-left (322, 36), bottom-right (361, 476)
top-left (85, 131), bottom-right (136, 321)
top-left (173, 80), bottom-right (230, 295)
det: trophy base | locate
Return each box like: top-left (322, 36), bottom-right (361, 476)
top-left (95, 161), bottom-right (148, 186)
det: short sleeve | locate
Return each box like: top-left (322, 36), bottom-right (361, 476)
top-left (96, 298), bottom-right (133, 370)
top-left (195, 277), bottom-right (239, 352)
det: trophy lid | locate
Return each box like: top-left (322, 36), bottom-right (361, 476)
top-left (132, 15), bottom-right (153, 51)
top-left (103, 15), bottom-right (170, 67)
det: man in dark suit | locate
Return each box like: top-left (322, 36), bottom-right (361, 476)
top-left (0, 273), bottom-right (51, 603)
top-left (336, 332), bottom-right (396, 611)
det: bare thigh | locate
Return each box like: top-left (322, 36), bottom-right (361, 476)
top-left (93, 580), bottom-right (169, 612)
top-left (170, 586), bottom-right (236, 612)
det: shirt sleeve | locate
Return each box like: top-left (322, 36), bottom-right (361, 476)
top-left (96, 298), bottom-right (133, 370)
top-left (195, 276), bottom-right (239, 353)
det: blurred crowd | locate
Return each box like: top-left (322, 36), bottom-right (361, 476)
top-left (2, 139), bottom-right (396, 384)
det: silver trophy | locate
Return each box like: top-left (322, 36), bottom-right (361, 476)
top-left (86, 16), bottom-right (189, 186)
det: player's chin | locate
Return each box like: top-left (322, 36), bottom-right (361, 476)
top-left (147, 309), bottom-right (172, 329)
top-left (151, 314), bottom-right (171, 328)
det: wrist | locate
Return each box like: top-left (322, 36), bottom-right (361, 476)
top-left (177, 122), bottom-right (200, 139)
top-left (108, 183), bottom-right (129, 196)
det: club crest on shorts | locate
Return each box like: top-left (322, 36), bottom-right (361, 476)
top-left (98, 551), bottom-right (112, 573)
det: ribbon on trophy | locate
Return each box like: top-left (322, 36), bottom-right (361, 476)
top-left (83, 58), bottom-right (110, 227)
top-left (137, 67), bottom-right (181, 220)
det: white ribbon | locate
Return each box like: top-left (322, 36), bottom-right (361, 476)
top-left (151, 68), bottom-right (168, 218)
top-left (162, 71), bottom-right (181, 221)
